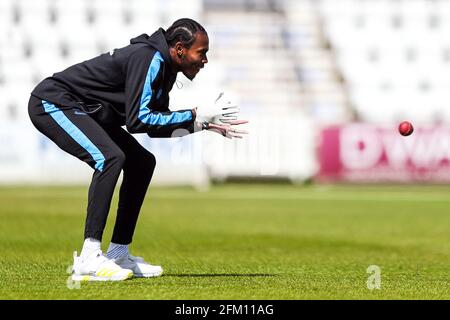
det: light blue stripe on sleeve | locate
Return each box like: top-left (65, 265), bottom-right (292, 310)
top-left (42, 100), bottom-right (105, 171)
top-left (139, 51), bottom-right (192, 125)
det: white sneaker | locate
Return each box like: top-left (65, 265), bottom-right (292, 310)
top-left (71, 250), bottom-right (133, 281)
top-left (114, 254), bottom-right (163, 278)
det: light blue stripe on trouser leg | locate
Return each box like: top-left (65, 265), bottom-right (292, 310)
top-left (41, 100), bottom-right (105, 171)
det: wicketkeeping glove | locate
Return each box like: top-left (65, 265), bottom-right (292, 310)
top-left (195, 92), bottom-right (240, 124)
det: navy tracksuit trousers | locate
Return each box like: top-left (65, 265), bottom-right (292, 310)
top-left (28, 95), bottom-right (156, 244)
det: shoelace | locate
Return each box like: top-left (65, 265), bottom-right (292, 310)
top-left (91, 250), bottom-right (123, 270)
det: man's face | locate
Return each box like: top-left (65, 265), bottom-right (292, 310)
top-left (180, 32), bottom-right (209, 80)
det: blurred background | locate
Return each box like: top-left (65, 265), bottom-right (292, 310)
top-left (1, 0), bottom-right (450, 187)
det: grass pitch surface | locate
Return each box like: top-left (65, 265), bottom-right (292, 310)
top-left (1, 184), bottom-right (450, 299)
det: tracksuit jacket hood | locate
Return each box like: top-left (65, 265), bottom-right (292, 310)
top-left (31, 28), bottom-right (195, 137)
top-left (130, 30), bottom-right (171, 63)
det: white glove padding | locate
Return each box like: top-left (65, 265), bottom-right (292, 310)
top-left (195, 92), bottom-right (239, 124)
top-left (206, 120), bottom-right (249, 139)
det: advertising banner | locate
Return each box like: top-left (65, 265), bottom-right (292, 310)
top-left (318, 124), bottom-right (450, 182)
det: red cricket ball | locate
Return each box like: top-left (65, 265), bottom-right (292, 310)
top-left (398, 121), bottom-right (414, 136)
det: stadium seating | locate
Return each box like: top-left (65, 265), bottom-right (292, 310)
top-left (317, 0), bottom-right (450, 124)
top-left (2, 0), bottom-right (450, 125)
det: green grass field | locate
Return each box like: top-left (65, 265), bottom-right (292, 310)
top-left (1, 183), bottom-right (450, 299)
